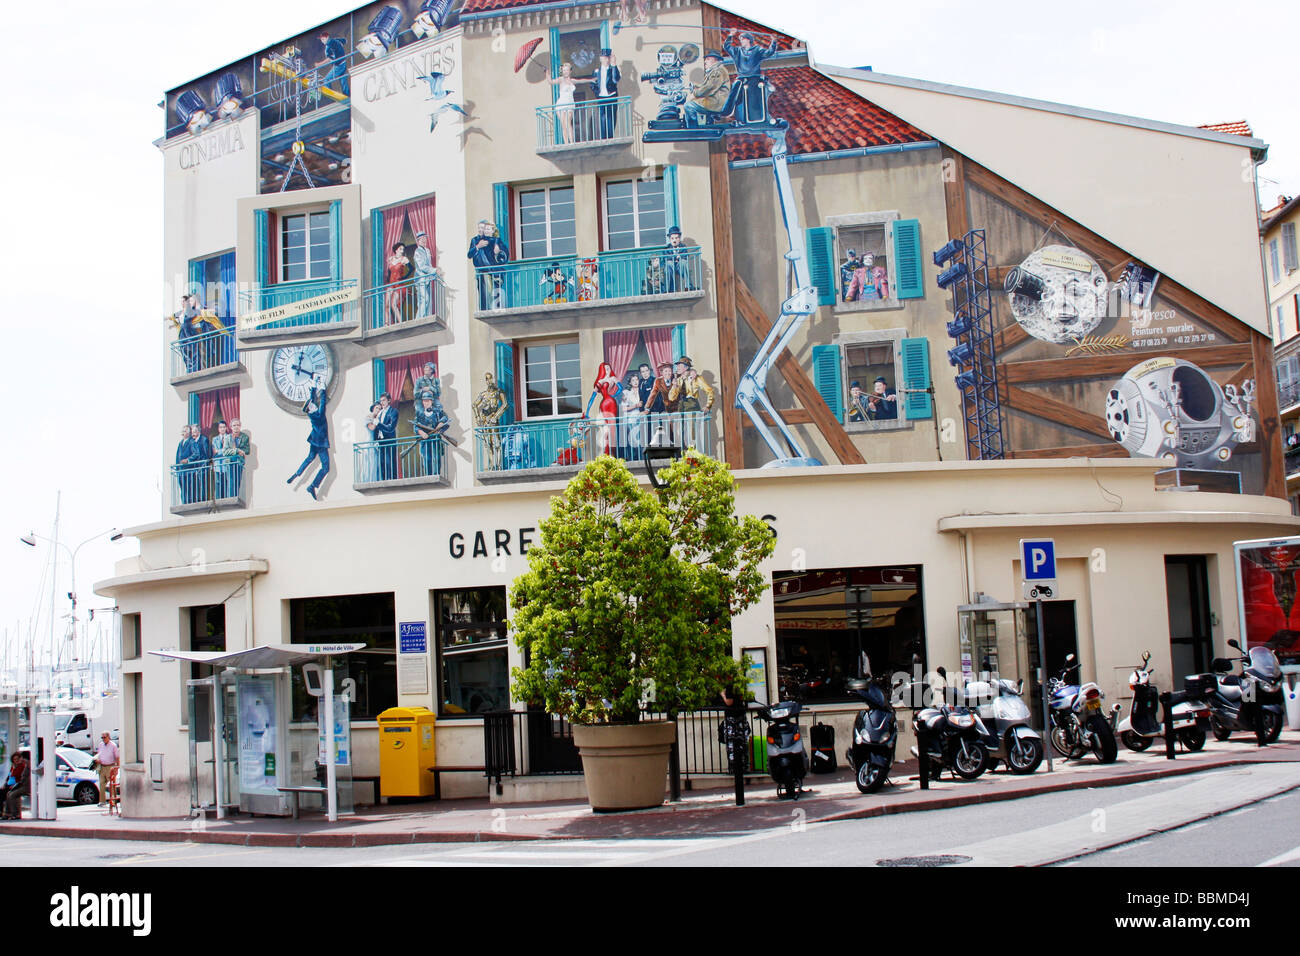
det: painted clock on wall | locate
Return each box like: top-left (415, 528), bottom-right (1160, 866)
top-left (267, 344), bottom-right (337, 414)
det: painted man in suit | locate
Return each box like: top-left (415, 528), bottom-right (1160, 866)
top-left (175, 425), bottom-right (195, 504)
top-left (683, 50), bottom-right (731, 127)
top-left (373, 391), bottom-right (399, 481)
top-left (288, 380), bottom-right (330, 500)
top-left (189, 422), bottom-right (212, 502)
top-left (467, 219), bottom-right (509, 311)
top-left (413, 231), bottom-right (436, 318)
top-left (413, 390), bottom-right (451, 476)
top-left (591, 48), bottom-right (622, 139)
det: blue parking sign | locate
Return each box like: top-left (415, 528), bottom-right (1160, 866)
top-left (1020, 539), bottom-right (1056, 581)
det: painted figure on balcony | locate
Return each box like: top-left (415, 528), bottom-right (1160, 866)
top-left (503, 423), bottom-right (530, 470)
top-left (413, 391), bottom-right (451, 476)
top-left (229, 419), bottom-right (250, 498)
top-left (212, 420), bottom-right (234, 498)
top-left (577, 259), bottom-right (599, 301)
top-left (548, 62), bottom-right (579, 145)
top-left (373, 392), bottom-right (399, 481)
top-left (619, 370), bottom-right (646, 458)
top-left (642, 257), bottom-right (665, 295)
top-left (683, 50), bottom-right (731, 128)
top-left (413, 232), bottom-right (436, 318)
top-left (384, 243), bottom-right (410, 325)
top-left (189, 421), bottom-right (213, 502)
top-left (555, 419), bottom-right (586, 466)
top-left (840, 248), bottom-right (864, 302)
top-left (846, 381), bottom-right (872, 424)
top-left (541, 262), bottom-right (572, 303)
top-left (721, 31), bottom-right (780, 126)
top-left (467, 219), bottom-right (509, 311)
top-left (473, 372), bottom-right (509, 470)
top-left (287, 382), bottom-right (330, 500)
top-left (873, 260), bottom-right (889, 300)
top-left (663, 226), bottom-right (694, 293)
top-left (585, 362), bottom-right (623, 456)
top-left (644, 361), bottom-right (678, 447)
top-left (176, 425), bottom-right (196, 504)
top-left (414, 362), bottom-right (441, 402)
top-left (591, 48), bottom-right (622, 139)
top-left (867, 376), bottom-right (898, 421)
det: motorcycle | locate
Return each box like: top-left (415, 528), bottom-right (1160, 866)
top-left (905, 681), bottom-right (991, 781)
top-left (759, 700), bottom-right (809, 799)
top-left (1116, 651), bottom-right (1210, 752)
top-left (844, 677), bottom-right (899, 793)
top-left (1047, 653), bottom-right (1119, 763)
top-left (960, 678), bottom-right (1043, 774)
top-left (1206, 640), bottom-right (1285, 745)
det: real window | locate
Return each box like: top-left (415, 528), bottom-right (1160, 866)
top-left (281, 211), bottom-right (331, 282)
top-left (522, 338), bottom-right (582, 418)
top-left (603, 176), bottom-right (666, 251)
top-left (289, 593), bottom-right (396, 721)
top-left (1283, 222), bottom-right (1298, 273)
top-left (1271, 239), bottom-right (1281, 284)
top-left (435, 587), bottom-right (509, 717)
top-left (516, 185), bottom-right (576, 260)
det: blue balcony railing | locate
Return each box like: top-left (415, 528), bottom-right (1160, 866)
top-left (475, 412), bottom-right (714, 476)
top-left (363, 274), bottom-right (447, 332)
top-left (238, 278), bottom-right (359, 336)
top-left (353, 436), bottom-right (445, 488)
top-left (170, 459), bottom-right (249, 514)
top-left (473, 246), bottom-right (702, 317)
top-left (170, 327), bottom-right (239, 380)
top-left (536, 96), bottom-right (633, 152)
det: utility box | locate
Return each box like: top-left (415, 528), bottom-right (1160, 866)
top-left (377, 707), bottom-right (437, 798)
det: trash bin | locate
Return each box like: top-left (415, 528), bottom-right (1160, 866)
top-left (1284, 672), bottom-right (1300, 731)
top-left (377, 706), bottom-right (438, 798)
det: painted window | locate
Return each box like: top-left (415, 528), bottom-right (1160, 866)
top-left (281, 210), bottom-right (331, 282)
top-left (843, 341), bottom-right (902, 424)
top-left (190, 251), bottom-right (237, 319)
top-left (522, 338), bottom-right (582, 418)
top-left (821, 212), bottom-right (917, 309)
top-left (435, 587), bottom-right (509, 718)
top-left (516, 185), bottom-right (576, 260)
top-left (603, 176), bottom-right (666, 250)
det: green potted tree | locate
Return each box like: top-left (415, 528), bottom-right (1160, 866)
top-left (509, 452), bottom-right (775, 811)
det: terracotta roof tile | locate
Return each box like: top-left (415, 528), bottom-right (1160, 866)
top-left (461, 0), bottom-right (554, 13)
top-left (716, 9), bottom-right (802, 51)
top-left (1199, 120), bottom-right (1253, 137)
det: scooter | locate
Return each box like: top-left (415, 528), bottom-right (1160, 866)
top-left (1206, 640), bottom-right (1285, 744)
top-left (1116, 651), bottom-right (1209, 752)
top-left (1047, 654), bottom-right (1119, 763)
top-left (905, 681), bottom-right (990, 781)
top-left (844, 677), bottom-right (899, 793)
top-left (759, 700), bottom-right (809, 799)
top-left (961, 678), bottom-right (1043, 774)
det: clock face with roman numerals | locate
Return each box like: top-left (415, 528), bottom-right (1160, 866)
top-left (267, 344), bottom-right (336, 414)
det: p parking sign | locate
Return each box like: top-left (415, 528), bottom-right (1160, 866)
top-left (1020, 538), bottom-right (1057, 600)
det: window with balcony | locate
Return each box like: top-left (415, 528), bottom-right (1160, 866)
top-left (534, 23), bottom-right (633, 152)
top-left (354, 349), bottom-right (445, 490)
top-left (367, 194), bottom-right (441, 333)
top-left (173, 386), bottom-right (247, 513)
top-left (603, 176), bottom-right (666, 250)
top-left (523, 339), bottom-right (582, 419)
top-left (475, 338), bottom-right (585, 477)
top-left (282, 211), bottom-right (331, 282)
top-left (517, 184), bottom-right (577, 261)
top-left (172, 251), bottom-right (239, 382)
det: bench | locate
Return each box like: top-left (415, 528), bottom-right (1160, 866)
top-left (277, 785), bottom-right (326, 819)
top-left (426, 765), bottom-right (486, 800)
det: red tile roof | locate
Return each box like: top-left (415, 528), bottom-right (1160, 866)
top-left (461, 0), bottom-right (551, 12)
top-left (1199, 120), bottom-right (1253, 137)
top-left (716, 8), bottom-right (802, 51)
top-left (726, 67), bottom-right (931, 162)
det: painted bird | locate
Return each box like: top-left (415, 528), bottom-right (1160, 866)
top-left (417, 71), bottom-right (453, 100)
top-left (429, 102), bottom-right (468, 131)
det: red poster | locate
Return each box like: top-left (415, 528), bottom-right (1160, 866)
top-left (1238, 540), bottom-right (1300, 664)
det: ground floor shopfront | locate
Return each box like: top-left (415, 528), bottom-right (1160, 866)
top-left (96, 458), bottom-right (1300, 817)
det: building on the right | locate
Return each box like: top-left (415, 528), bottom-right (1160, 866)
top-left (1264, 193), bottom-right (1300, 511)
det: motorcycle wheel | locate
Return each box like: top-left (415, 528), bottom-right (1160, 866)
top-left (1088, 715), bottom-right (1118, 764)
top-left (1121, 730), bottom-right (1153, 752)
top-left (1210, 715), bottom-right (1232, 741)
top-left (1178, 725), bottom-right (1206, 752)
top-left (1007, 736), bottom-right (1043, 775)
top-left (857, 761), bottom-right (886, 794)
top-left (952, 740), bottom-right (989, 780)
top-left (1049, 724), bottom-right (1074, 759)
top-left (1262, 710), bottom-right (1283, 744)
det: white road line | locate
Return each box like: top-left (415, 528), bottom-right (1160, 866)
top-left (1259, 845), bottom-right (1300, 868)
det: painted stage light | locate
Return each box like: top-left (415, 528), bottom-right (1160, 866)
top-left (955, 370), bottom-right (975, 391)
top-left (357, 6), bottom-right (404, 59)
top-left (936, 261), bottom-right (967, 290)
top-left (214, 73), bottom-right (244, 119)
top-left (176, 90), bottom-right (212, 134)
top-left (946, 315), bottom-right (972, 338)
top-left (947, 341), bottom-right (974, 369)
top-left (411, 0), bottom-right (453, 38)
top-left (932, 238), bottom-right (964, 267)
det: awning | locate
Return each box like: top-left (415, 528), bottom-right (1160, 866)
top-left (150, 643), bottom-right (365, 669)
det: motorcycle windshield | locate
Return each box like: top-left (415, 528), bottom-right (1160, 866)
top-left (1247, 647), bottom-right (1282, 680)
top-left (993, 695), bottom-right (1030, 720)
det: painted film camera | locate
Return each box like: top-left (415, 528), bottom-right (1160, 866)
top-left (641, 45), bottom-right (687, 127)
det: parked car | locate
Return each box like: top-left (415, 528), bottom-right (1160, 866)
top-left (17, 747), bottom-right (100, 805)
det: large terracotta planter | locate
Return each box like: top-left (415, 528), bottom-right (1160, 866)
top-left (571, 720), bottom-right (677, 812)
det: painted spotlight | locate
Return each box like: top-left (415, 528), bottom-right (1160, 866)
top-left (176, 89), bottom-right (212, 134)
top-left (357, 5), bottom-right (403, 58)
top-left (214, 72), bottom-right (244, 119)
top-left (411, 0), bottom-right (453, 38)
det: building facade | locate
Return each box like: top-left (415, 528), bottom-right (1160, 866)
top-left (100, 0), bottom-right (1299, 816)
top-left (1264, 195), bottom-right (1300, 512)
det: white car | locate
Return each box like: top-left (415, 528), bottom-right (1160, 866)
top-left (18, 747), bottom-right (101, 805)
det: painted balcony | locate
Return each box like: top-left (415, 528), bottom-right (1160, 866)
top-left (1279, 380), bottom-right (1300, 415)
top-left (473, 246), bottom-right (703, 319)
top-left (170, 460), bottom-right (249, 516)
top-left (362, 273), bottom-right (447, 340)
top-left (353, 437), bottom-right (447, 492)
top-left (169, 328), bottom-right (242, 385)
top-left (535, 97), bottom-right (634, 155)
top-left (474, 412), bottom-right (714, 481)
top-left (237, 278), bottom-right (360, 346)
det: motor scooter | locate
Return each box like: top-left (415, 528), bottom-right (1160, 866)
top-left (902, 680), bottom-right (990, 781)
top-left (1116, 651), bottom-right (1209, 752)
top-left (1206, 640), bottom-right (1285, 744)
top-left (759, 700), bottom-right (809, 799)
top-left (844, 677), bottom-right (898, 793)
top-left (1047, 654), bottom-right (1118, 763)
top-left (960, 678), bottom-right (1043, 774)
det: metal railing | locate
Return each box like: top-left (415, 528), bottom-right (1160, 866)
top-left (1279, 380), bottom-right (1300, 411)
top-left (352, 436), bottom-right (444, 486)
top-left (474, 412), bottom-right (713, 475)
top-left (169, 459), bottom-right (248, 513)
top-left (473, 246), bottom-right (702, 316)
top-left (238, 278), bottom-right (359, 334)
top-left (170, 328), bottom-right (239, 379)
top-left (364, 273), bottom-right (447, 331)
top-left (535, 96), bottom-right (633, 151)
top-left (1286, 447), bottom-right (1300, 477)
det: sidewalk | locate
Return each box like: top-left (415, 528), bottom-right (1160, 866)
top-left (4, 732), bottom-right (1298, 848)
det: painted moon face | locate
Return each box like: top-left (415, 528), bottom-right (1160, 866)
top-left (1005, 244), bottom-right (1109, 345)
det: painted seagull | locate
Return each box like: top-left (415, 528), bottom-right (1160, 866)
top-left (429, 102), bottom-right (468, 131)
top-left (417, 71), bottom-right (453, 101)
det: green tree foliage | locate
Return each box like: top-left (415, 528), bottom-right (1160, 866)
top-left (510, 453), bottom-right (775, 724)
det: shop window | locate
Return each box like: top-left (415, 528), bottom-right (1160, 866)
top-left (522, 338), bottom-right (582, 418)
top-left (289, 593), bottom-right (395, 721)
top-left (516, 184), bottom-right (576, 261)
top-left (773, 566), bottom-right (926, 704)
top-left (435, 587), bottom-right (509, 717)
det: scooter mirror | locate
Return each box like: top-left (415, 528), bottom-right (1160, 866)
top-left (1066, 653), bottom-right (1076, 663)
top-left (1227, 639), bottom-right (1241, 651)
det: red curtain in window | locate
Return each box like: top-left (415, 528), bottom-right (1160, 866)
top-left (384, 350), bottom-right (437, 403)
top-left (643, 326), bottom-right (673, 375)
top-left (602, 329), bottom-right (640, 383)
top-left (199, 386), bottom-right (240, 434)
top-left (383, 205), bottom-right (408, 284)
top-left (199, 391), bottom-right (221, 436)
top-left (405, 197), bottom-right (436, 265)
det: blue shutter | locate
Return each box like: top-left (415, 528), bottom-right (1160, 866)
top-left (373, 358), bottom-right (385, 404)
top-left (187, 393), bottom-right (199, 427)
top-left (811, 344), bottom-right (844, 423)
top-left (671, 324), bottom-right (686, 362)
top-left (549, 27), bottom-right (561, 99)
top-left (329, 199), bottom-right (343, 282)
top-left (254, 208), bottom-right (269, 307)
top-left (186, 259), bottom-right (204, 303)
top-left (663, 164), bottom-right (680, 234)
top-left (900, 337), bottom-right (933, 420)
top-left (599, 20), bottom-right (611, 50)
top-left (893, 218), bottom-right (924, 299)
top-left (805, 227), bottom-right (836, 306)
top-left (495, 341), bottom-right (515, 426)
top-left (370, 208), bottom-right (384, 329)
top-left (493, 183), bottom-right (511, 256)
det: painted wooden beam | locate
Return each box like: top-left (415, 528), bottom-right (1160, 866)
top-left (1001, 343), bottom-right (1253, 384)
top-left (1001, 384), bottom-right (1116, 442)
top-left (1008, 443), bottom-right (1129, 460)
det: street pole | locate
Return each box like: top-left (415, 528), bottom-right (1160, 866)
top-left (1036, 596), bottom-right (1052, 773)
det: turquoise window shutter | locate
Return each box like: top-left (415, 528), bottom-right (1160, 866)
top-left (664, 164), bottom-right (680, 233)
top-left (549, 27), bottom-right (561, 97)
top-left (811, 344), bottom-right (844, 423)
top-left (254, 208), bottom-right (269, 307)
top-left (329, 199), bottom-right (343, 282)
top-left (373, 358), bottom-right (384, 404)
top-left (671, 324), bottom-right (686, 361)
top-left (600, 20), bottom-right (611, 49)
top-left (493, 183), bottom-right (510, 255)
top-left (187, 259), bottom-right (204, 309)
top-left (370, 208), bottom-right (384, 329)
top-left (893, 219), bottom-right (924, 299)
top-left (900, 337), bottom-right (933, 420)
top-left (495, 341), bottom-right (515, 426)
top-left (805, 227), bottom-right (836, 306)
top-left (187, 393), bottom-right (199, 426)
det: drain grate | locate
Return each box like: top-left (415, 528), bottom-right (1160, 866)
top-left (875, 854), bottom-right (972, 867)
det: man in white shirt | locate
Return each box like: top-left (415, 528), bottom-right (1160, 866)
top-left (95, 732), bottom-right (119, 807)
top-left (413, 231), bottom-right (436, 317)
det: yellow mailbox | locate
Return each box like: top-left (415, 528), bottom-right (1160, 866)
top-left (377, 706), bottom-right (437, 798)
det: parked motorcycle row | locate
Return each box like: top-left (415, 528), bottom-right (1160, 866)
top-left (744, 640), bottom-right (1287, 801)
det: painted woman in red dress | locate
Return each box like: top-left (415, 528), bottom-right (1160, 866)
top-left (384, 243), bottom-right (410, 325)
top-left (585, 361), bottom-right (623, 456)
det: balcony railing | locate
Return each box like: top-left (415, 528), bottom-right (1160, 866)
top-left (238, 278), bottom-right (360, 340)
top-left (535, 96), bottom-right (633, 153)
top-left (1286, 447), bottom-right (1300, 478)
top-left (474, 412), bottom-right (714, 478)
top-left (170, 459), bottom-right (249, 515)
top-left (170, 328), bottom-right (240, 381)
top-left (363, 274), bottom-right (447, 334)
top-left (353, 437), bottom-right (446, 490)
top-left (473, 246), bottom-right (703, 318)
top-left (1279, 381), bottom-right (1300, 411)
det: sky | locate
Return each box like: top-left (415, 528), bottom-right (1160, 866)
top-left (0, 0), bottom-right (1296, 671)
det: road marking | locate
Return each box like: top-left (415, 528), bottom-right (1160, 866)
top-left (107, 842), bottom-right (207, 866)
top-left (112, 846), bottom-right (270, 865)
top-left (1259, 845), bottom-right (1300, 868)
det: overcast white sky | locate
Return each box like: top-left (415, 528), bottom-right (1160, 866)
top-left (0, 0), bottom-right (1296, 667)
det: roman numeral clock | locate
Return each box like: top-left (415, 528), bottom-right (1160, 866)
top-left (267, 344), bottom-right (337, 414)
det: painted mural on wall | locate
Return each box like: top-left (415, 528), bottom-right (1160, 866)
top-left (1004, 244), bottom-right (1110, 345)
